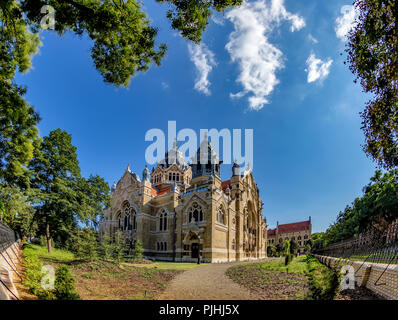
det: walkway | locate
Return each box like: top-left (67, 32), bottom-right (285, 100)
top-left (159, 260), bottom-right (264, 300)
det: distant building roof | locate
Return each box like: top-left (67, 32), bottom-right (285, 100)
top-left (221, 180), bottom-right (231, 191)
top-left (267, 220), bottom-right (311, 236)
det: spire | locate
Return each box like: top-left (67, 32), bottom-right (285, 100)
top-left (173, 137), bottom-right (178, 150)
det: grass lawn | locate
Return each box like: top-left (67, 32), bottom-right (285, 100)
top-left (23, 244), bottom-right (185, 300)
top-left (226, 256), bottom-right (310, 300)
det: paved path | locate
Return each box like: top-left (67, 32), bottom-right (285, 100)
top-left (159, 260), bottom-right (265, 300)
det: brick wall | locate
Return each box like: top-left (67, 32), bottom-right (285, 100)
top-left (314, 254), bottom-right (398, 300)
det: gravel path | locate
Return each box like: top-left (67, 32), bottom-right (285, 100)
top-left (159, 260), bottom-right (264, 300)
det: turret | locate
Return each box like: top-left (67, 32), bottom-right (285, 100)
top-left (142, 165), bottom-right (150, 181)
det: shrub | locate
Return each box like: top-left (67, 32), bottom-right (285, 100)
top-left (22, 243), bottom-right (55, 299)
top-left (133, 239), bottom-right (144, 259)
top-left (305, 255), bottom-right (341, 300)
top-left (54, 265), bottom-right (80, 300)
top-left (72, 228), bottom-right (99, 261)
top-left (99, 232), bottom-right (114, 261)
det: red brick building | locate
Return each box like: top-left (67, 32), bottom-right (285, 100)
top-left (267, 218), bottom-right (312, 254)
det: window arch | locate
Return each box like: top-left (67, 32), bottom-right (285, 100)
top-left (158, 209), bottom-right (168, 231)
top-left (187, 202), bottom-right (203, 223)
top-left (217, 207), bottom-right (226, 225)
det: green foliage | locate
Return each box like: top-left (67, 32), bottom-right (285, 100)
top-left (113, 230), bottom-right (126, 264)
top-left (73, 229), bottom-right (99, 261)
top-left (99, 232), bottom-right (114, 261)
top-left (290, 240), bottom-right (299, 255)
top-left (283, 239), bottom-right (293, 265)
top-left (322, 169), bottom-right (398, 246)
top-left (133, 239), bottom-right (144, 259)
top-left (267, 244), bottom-right (277, 257)
top-left (23, 243), bottom-right (79, 299)
top-left (54, 265), bottom-right (80, 300)
top-left (305, 255), bottom-right (340, 300)
top-left (346, 0), bottom-right (398, 169)
top-left (22, 243), bottom-right (56, 299)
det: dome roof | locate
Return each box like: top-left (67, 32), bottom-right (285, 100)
top-left (158, 139), bottom-right (189, 170)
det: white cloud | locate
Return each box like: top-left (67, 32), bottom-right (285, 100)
top-left (308, 34), bottom-right (318, 44)
top-left (305, 53), bottom-right (333, 83)
top-left (225, 0), bottom-right (305, 111)
top-left (161, 81), bottom-right (169, 89)
top-left (335, 5), bottom-right (358, 41)
top-left (188, 42), bottom-right (217, 96)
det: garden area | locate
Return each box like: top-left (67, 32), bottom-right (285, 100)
top-left (226, 255), bottom-right (381, 300)
top-left (20, 243), bottom-right (201, 300)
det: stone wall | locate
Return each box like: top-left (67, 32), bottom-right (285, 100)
top-left (0, 241), bottom-right (21, 300)
top-left (314, 254), bottom-right (398, 300)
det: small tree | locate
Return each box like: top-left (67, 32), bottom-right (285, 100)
top-left (113, 230), bottom-right (126, 264)
top-left (290, 240), bottom-right (299, 256)
top-left (54, 265), bottom-right (80, 300)
top-left (100, 232), bottom-right (114, 261)
top-left (133, 239), bottom-right (144, 260)
top-left (267, 244), bottom-right (276, 257)
top-left (283, 239), bottom-right (293, 266)
top-left (74, 229), bottom-right (99, 261)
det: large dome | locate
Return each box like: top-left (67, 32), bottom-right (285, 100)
top-left (158, 140), bottom-right (189, 170)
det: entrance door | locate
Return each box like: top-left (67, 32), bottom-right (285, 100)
top-left (191, 243), bottom-right (199, 258)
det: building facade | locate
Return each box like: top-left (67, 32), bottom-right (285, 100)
top-left (100, 138), bottom-right (267, 263)
top-left (267, 219), bottom-right (312, 254)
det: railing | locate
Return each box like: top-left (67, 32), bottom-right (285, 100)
top-left (0, 221), bottom-right (18, 252)
top-left (313, 226), bottom-right (398, 265)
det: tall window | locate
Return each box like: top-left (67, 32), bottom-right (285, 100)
top-left (159, 209), bottom-right (168, 231)
top-left (123, 203), bottom-right (132, 231)
top-left (188, 203), bottom-right (203, 223)
top-left (217, 208), bottom-right (226, 225)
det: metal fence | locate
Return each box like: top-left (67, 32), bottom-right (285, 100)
top-left (313, 226), bottom-right (398, 265)
top-left (0, 221), bottom-right (18, 253)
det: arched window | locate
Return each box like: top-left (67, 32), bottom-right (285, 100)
top-left (217, 207), bottom-right (226, 225)
top-left (159, 209), bottom-right (168, 231)
top-left (160, 242), bottom-right (164, 251)
top-left (164, 242), bottom-right (167, 251)
top-left (169, 173), bottom-right (172, 181)
top-left (187, 203), bottom-right (203, 223)
top-left (123, 203), bottom-right (132, 231)
top-left (298, 236), bottom-right (302, 240)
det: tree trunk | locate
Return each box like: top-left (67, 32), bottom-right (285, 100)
top-left (46, 222), bottom-right (52, 254)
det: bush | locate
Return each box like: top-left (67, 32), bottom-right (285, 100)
top-left (22, 243), bottom-right (79, 300)
top-left (54, 265), bottom-right (80, 300)
top-left (22, 243), bottom-right (55, 299)
top-left (133, 239), bottom-right (144, 259)
top-left (71, 228), bottom-right (99, 261)
top-left (99, 232), bottom-right (114, 261)
top-left (305, 255), bottom-right (341, 300)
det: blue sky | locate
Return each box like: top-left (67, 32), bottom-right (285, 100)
top-left (15, 0), bottom-right (378, 233)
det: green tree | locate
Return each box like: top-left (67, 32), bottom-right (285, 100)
top-left (267, 244), bottom-right (276, 257)
top-left (290, 240), bottom-right (298, 256)
top-left (100, 232), bottom-right (114, 261)
top-left (76, 175), bottom-right (111, 230)
top-left (346, 0), bottom-right (398, 169)
top-left (4, 0), bottom-right (242, 87)
top-left (113, 229), bottom-right (126, 264)
top-left (54, 265), bottom-right (80, 300)
top-left (323, 169), bottom-right (398, 246)
top-left (29, 129), bottom-right (82, 253)
top-left (74, 228), bottom-right (99, 261)
top-left (133, 239), bottom-right (144, 260)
